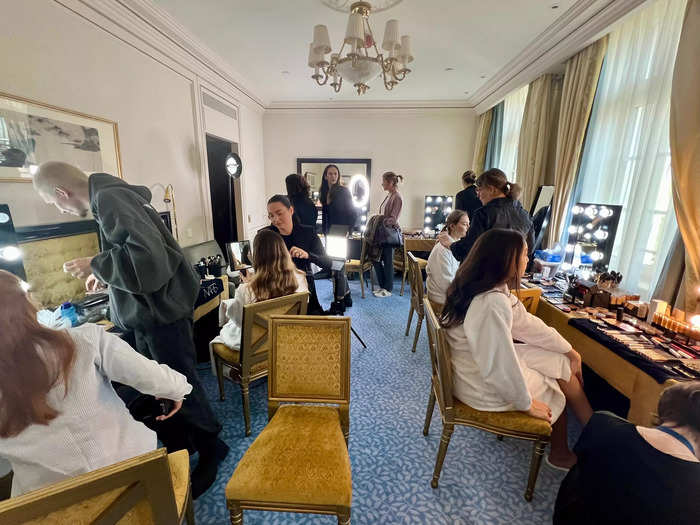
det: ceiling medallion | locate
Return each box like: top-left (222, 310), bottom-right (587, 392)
top-left (308, 1), bottom-right (413, 95)
top-left (320, 0), bottom-right (404, 13)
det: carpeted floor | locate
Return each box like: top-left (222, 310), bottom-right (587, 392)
top-left (193, 276), bottom-right (572, 524)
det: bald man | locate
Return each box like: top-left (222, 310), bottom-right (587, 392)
top-left (33, 161), bottom-right (227, 498)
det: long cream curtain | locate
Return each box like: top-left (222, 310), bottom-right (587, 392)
top-left (516, 74), bottom-right (562, 210)
top-left (472, 108), bottom-right (493, 174)
top-left (670, 0), bottom-right (700, 313)
top-left (546, 37), bottom-right (608, 247)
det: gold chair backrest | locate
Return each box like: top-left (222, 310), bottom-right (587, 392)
top-left (0, 449), bottom-right (177, 525)
top-left (423, 298), bottom-right (456, 418)
top-left (423, 299), bottom-right (447, 416)
top-left (512, 287), bottom-right (542, 314)
top-left (407, 252), bottom-right (424, 307)
top-left (240, 292), bottom-right (309, 374)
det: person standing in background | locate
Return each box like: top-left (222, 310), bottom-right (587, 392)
top-left (454, 170), bottom-right (481, 219)
top-left (285, 173), bottom-right (318, 230)
top-left (32, 161), bottom-right (227, 499)
top-left (372, 171), bottom-right (404, 298)
top-left (318, 164), bottom-right (339, 235)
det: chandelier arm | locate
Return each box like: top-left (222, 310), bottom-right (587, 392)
top-left (312, 65), bottom-right (330, 86)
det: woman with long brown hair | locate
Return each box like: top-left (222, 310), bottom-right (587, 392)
top-left (440, 229), bottom-right (592, 469)
top-left (0, 270), bottom-right (190, 496)
top-left (212, 229), bottom-right (308, 350)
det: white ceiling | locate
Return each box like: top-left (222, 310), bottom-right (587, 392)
top-left (153, 0), bottom-right (579, 105)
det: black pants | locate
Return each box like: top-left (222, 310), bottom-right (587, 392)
top-left (373, 244), bottom-right (395, 293)
top-left (134, 319), bottom-right (221, 450)
top-left (305, 269), bottom-right (350, 314)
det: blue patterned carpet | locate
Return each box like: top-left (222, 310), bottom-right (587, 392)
top-left (193, 277), bottom-right (570, 524)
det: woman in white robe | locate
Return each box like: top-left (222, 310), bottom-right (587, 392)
top-left (441, 228), bottom-right (592, 469)
top-left (426, 210), bottom-right (469, 305)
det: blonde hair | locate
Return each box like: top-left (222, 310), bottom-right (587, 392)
top-left (33, 161), bottom-right (88, 193)
top-left (382, 171), bottom-right (404, 188)
top-left (250, 230), bottom-right (303, 301)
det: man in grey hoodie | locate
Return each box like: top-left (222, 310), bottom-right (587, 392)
top-left (33, 161), bottom-right (227, 498)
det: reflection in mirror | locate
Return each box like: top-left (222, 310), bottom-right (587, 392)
top-left (530, 185), bottom-right (555, 216)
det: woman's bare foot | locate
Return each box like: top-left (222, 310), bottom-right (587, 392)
top-left (547, 451), bottom-right (578, 470)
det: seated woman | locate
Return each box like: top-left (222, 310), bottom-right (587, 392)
top-left (426, 209), bottom-right (469, 306)
top-left (440, 229), bottom-right (592, 468)
top-left (265, 194), bottom-right (351, 315)
top-left (213, 229), bottom-right (308, 350)
top-left (554, 382), bottom-right (700, 524)
top-left (0, 270), bottom-right (190, 496)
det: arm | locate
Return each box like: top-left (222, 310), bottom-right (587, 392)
top-left (427, 246), bottom-right (458, 301)
top-left (511, 300), bottom-right (572, 354)
top-left (450, 210), bottom-right (487, 262)
top-left (88, 325), bottom-right (192, 400)
top-left (91, 190), bottom-right (181, 294)
top-left (306, 230), bottom-right (333, 269)
top-left (463, 294), bottom-right (532, 410)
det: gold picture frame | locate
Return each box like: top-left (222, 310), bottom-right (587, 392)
top-left (0, 91), bottom-right (122, 182)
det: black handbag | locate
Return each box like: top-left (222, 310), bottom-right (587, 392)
top-left (378, 223), bottom-right (403, 247)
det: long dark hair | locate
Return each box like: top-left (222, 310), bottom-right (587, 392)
top-left (285, 173), bottom-right (310, 199)
top-left (476, 168), bottom-right (522, 200)
top-left (320, 164), bottom-right (340, 204)
top-left (440, 229), bottom-right (526, 329)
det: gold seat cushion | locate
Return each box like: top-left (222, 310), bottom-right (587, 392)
top-left (454, 401), bottom-right (552, 437)
top-left (416, 257), bottom-right (428, 268)
top-left (345, 259), bottom-right (370, 271)
top-left (212, 343), bottom-right (267, 375)
top-left (226, 405), bottom-right (352, 507)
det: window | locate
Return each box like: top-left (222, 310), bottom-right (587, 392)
top-left (498, 84), bottom-right (528, 182)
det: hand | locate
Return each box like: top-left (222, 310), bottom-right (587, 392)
top-left (63, 256), bottom-right (93, 279)
top-left (567, 349), bottom-right (584, 386)
top-left (85, 273), bottom-right (106, 292)
top-left (289, 246), bottom-right (309, 259)
top-left (239, 270), bottom-right (252, 283)
top-left (155, 399), bottom-right (183, 421)
top-left (526, 399), bottom-right (552, 422)
top-left (437, 231), bottom-right (454, 249)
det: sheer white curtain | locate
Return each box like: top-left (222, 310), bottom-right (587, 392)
top-left (498, 84), bottom-right (529, 182)
top-left (576, 0), bottom-right (686, 299)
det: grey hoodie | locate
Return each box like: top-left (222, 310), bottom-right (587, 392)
top-left (88, 173), bottom-right (199, 330)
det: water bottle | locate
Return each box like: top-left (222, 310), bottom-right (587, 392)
top-left (60, 302), bottom-right (79, 327)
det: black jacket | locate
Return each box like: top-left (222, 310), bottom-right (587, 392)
top-left (450, 197), bottom-right (535, 262)
top-left (88, 173), bottom-right (200, 330)
top-left (262, 223), bottom-right (331, 274)
top-left (455, 185), bottom-right (481, 219)
top-left (289, 194), bottom-right (318, 229)
top-left (328, 185), bottom-right (357, 230)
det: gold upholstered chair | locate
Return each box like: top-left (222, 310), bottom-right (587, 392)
top-left (405, 253), bottom-right (426, 353)
top-left (345, 237), bottom-right (375, 298)
top-left (422, 299), bottom-right (552, 501)
top-left (394, 237), bottom-right (428, 296)
top-left (514, 287), bottom-right (542, 314)
top-left (225, 315), bottom-right (352, 525)
top-left (0, 449), bottom-right (194, 525)
top-left (211, 292), bottom-right (309, 436)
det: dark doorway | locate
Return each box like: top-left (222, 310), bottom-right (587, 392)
top-left (206, 135), bottom-right (238, 259)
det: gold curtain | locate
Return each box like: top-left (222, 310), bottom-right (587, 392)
top-left (516, 74), bottom-right (562, 210)
top-left (670, 0), bottom-right (700, 313)
top-left (546, 37), bottom-right (608, 247)
top-left (472, 108), bottom-right (493, 174)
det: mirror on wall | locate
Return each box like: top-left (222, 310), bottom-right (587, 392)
top-left (296, 158), bottom-right (371, 233)
top-left (423, 195), bottom-right (454, 236)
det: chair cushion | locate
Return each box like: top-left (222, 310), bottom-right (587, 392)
top-left (213, 342), bottom-right (240, 363)
top-left (416, 258), bottom-right (428, 268)
top-left (226, 405), bottom-right (352, 507)
top-left (453, 401), bottom-right (552, 437)
top-left (167, 449), bottom-right (190, 518)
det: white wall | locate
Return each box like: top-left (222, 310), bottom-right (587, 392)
top-left (0, 0), bottom-right (266, 245)
top-left (263, 108), bottom-right (477, 229)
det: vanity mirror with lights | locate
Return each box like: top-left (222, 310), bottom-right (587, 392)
top-left (565, 202), bottom-right (622, 269)
top-left (423, 195), bottom-right (454, 235)
top-left (297, 158), bottom-right (371, 233)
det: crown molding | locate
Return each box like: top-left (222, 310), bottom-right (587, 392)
top-left (467, 0), bottom-right (646, 114)
top-left (266, 99), bottom-right (474, 111)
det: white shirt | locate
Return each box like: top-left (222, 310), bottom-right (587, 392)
top-left (0, 324), bottom-right (191, 496)
top-left (425, 235), bottom-right (460, 304)
top-left (444, 285), bottom-right (571, 413)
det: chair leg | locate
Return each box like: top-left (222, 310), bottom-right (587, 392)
top-left (241, 381), bottom-right (251, 437)
top-left (370, 268), bottom-right (376, 293)
top-left (497, 435), bottom-right (504, 441)
top-left (229, 504), bottom-right (243, 525)
top-left (337, 509), bottom-right (350, 525)
top-left (185, 488), bottom-right (196, 525)
top-left (214, 354), bottom-right (225, 401)
top-left (405, 305), bottom-right (414, 336)
top-left (359, 271), bottom-right (365, 299)
top-left (431, 423), bottom-right (454, 489)
top-left (400, 269), bottom-right (407, 296)
top-left (524, 439), bottom-right (547, 502)
top-left (423, 389), bottom-right (436, 436)
top-left (411, 314), bottom-right (423, 353)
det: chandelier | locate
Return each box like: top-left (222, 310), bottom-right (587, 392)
top-left (307, 1), bottom-right (413, 95)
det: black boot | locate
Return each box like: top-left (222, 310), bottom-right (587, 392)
top-left (328, 300), bottom-right (346, 315)
top-left (344, 293), bottom-right (353, 308)
top-left (191, 434), bottom-right (230, 499)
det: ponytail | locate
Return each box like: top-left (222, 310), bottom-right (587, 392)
top-left (505, 182), bottom-right (522, 200)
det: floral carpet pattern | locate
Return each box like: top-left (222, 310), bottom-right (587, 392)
top-left (193, 277), bottom-right (569, 524)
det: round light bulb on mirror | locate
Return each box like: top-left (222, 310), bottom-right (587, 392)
top-left (446, 197), bottom-right (453, 203)
top-left (0, 212), bottom-right (9, 224)
top-left (566, 244), bottom-right (575, 253)
top-left (361, 215), bottom-right (367, 221)
top-left (599, 206), bottom-right (613, 218)
top-left (578, 226), bottom-right (585, 234)
top-left (424, 227), bottom-right (432, 234)
top-left (572, 205), bottom-right (583, 215)
top-left (568, 225), bottom-right (578, 234)
top-left (436, 196), bottom-right (443, 203)
top-left (425, 207), bottom-right (431, 213)
top-left (360, 224), bottom-right (366, 232)
top-left (424, 216), bottom-right (432, 224)
top-left (586, 223), bottom-right (594, 230)
top-left (583, 233), bottom-right (592, 240)
top-left (585, 206), bottom-right (598, 218)
top-left (591, 251), bottom-right (603, 261)
top-left (426, 197), bottom-right (433, 203)
top-left (561, 262), bottom-right (572, 271)
top-left (0, 245), bottom-right (22, 261)
top-left (594, 229), bottom-right (608, 240)
top-left (444, 207), bottom-right (452, 214)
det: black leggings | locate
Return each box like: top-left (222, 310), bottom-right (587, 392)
top-left (373, 244), bottom-right (395, 292)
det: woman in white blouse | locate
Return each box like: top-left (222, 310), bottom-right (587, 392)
top-left (426, 210), bottom-right (469, 305)
top-left (440, 229), bottom-right (593, 469)
top-left (212, 229), bottom-right (308, 351)
top-left (0, 270), bottom-right (191, 496)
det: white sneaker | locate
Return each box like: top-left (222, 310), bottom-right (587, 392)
top-left (373, 288), bottom-right (387, 297)
top-left (378, 289), bottom-right (392, 298)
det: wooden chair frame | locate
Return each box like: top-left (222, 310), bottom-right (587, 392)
top-left (345, 236), bottom-right (375, 299)
top-left (393, 237), bottom-right (428, 296)
top-left (0, 449), bottom-right (193, 525)
top-left (515, 287), bottom-right (541, 314)
top-left (422, 299), bottom-right (551, 502)
top-left (213, 292), bottom-right (308, 436)
top-left (227, 315), bottom-right (352, 525)
top-left (405, 253), bottom-right (426, 353)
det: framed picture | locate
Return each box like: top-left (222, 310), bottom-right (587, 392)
top-left (0, 91), bottom-right (122, 182)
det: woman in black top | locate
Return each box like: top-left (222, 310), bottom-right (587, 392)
top-left (554, 381), bottom-right (700, 524)
top-left (265, 195), bottom-right (351, 315)
top-left (454, 170), bottom-right (481, 219)
top-left (439, 169), bottom-right (534, 262)
top-left (318, 165), bottom-right (337, 235)
top-left (285, 174), bottom-right (318, 229)
top-left (319, 164), bottom-right (357, 233)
